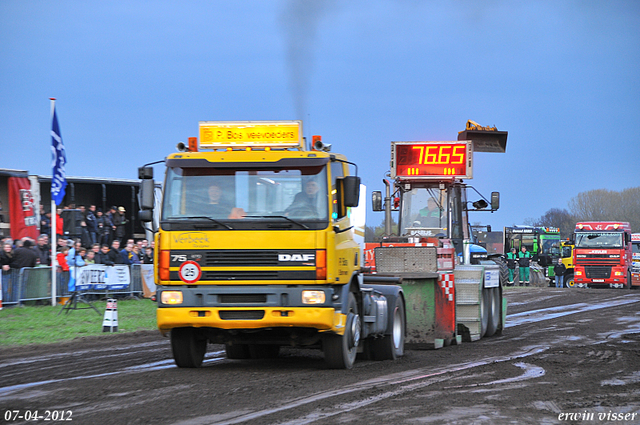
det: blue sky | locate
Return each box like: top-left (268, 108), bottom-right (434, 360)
top-left (1, 0), bottom-right (639, 231)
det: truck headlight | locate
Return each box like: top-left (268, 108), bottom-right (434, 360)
top-left (614, 271), bottom-right (624, 276)
top-left (161, 291), bottom-right (183, 305)
top-left (302, 290), bottom-right (326, 304)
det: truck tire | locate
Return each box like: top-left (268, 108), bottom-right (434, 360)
top-left (491, 257), bottom-right (509, 287)
top-left (627, 271), bottom-right (632, 290)
top-left (565, 272), bottom-right (575, 288)
top-left (225, 343), bottom-right (251, 359)
top-left (485, 287), bottom-right (501, 337)
top-left (371, 296), bottom-right (405, 361)
top-left (323, 293), bottom-right (360, 369)
top-left (171, 328), bottom-right (207, 368)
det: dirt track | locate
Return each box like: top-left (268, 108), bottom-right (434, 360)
top-left (1, 287), bottom-right (640, 424)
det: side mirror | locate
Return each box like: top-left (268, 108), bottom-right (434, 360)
top-left (372, 191), bottom-right (382, 211)
top-left (491, 192), bottom-right (500, 210)
top-left (139, 209), bottom-right (153, 223)
top-left (342, 176), bottom-right (361, 207)
top-left (139, 178), bottom-right (155, 211)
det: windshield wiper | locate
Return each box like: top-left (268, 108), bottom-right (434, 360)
top-left (166, 216), bottom-right (233, 230)
top-left (244, 215), bottom-right (309, 230)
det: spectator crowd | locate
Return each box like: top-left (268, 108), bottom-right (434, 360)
top-left (2, 204), bottom-right (154, 273)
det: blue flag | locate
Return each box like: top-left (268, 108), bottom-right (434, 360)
top-left (51, 104), bottom-right (67, 205)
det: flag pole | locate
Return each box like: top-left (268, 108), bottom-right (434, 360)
top-left (50, 98), bottom-right (58, 307)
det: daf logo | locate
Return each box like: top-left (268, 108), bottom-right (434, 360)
top-left (279, 254), bottom-right (315, 262)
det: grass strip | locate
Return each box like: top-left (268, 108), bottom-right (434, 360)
top-left (0, 299), bottom-right (157, 347)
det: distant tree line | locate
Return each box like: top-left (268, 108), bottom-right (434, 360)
top-left (366, 187), bottom-right (640, 242)
top-left (365, 218), bottom-right (397, 242)
top-left (525, 187), bottom-right (640, 238)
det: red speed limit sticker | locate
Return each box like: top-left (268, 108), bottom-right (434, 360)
top-left (179, 261), bottom-right (202, 284)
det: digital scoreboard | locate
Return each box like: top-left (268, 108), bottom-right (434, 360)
top-left (390, 141), bottom-right (473, 180)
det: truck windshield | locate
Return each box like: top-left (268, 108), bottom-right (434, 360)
top-left (399, 185), bottom-right (449, 237)
top-left (540, 236), bottom-right (561, 256)
top-left (162, 166), bottom-right (329, 228)
top-left (575, 232), bottom-right (624, 249)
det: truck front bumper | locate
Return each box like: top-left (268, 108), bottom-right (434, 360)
top-left (158, 306), bottom-right (344, 335)
top-left (156, 284), bottom-right (346, 336)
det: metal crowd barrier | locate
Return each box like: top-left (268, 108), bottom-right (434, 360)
top-left (0, 264), bottom-right (151, 307)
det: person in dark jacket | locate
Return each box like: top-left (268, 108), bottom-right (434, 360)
top-left (505, 247), bottom-right (517, 286)
top-left (518, 246), bottom-right (532, 286)
top-left (34, 234), bottom-right (51, 266)
top-left (115, 206), bottom-right (128, 245)
top-left (11, 239), bottom-right (38, 269)
top-left (553, 259), bottom-right (567, 288)
top-left (40, 211), bottom-right (51, 238)
top-left (85, 205), bottom-right (98, 245)
top-left (285, 179), bottom-right (321, 217)
top-left (96, 244), bottom-right (114, 265)
top-left (107, 240), bottom-right (124, 264)
top-left (0, 242), bottom-right (14, 271)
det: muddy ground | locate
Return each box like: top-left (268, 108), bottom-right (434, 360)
top-left (1, 287), bottom-right (640, 424)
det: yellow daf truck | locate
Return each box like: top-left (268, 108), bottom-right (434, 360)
top-left (138, 121), bottom-right (405, 369)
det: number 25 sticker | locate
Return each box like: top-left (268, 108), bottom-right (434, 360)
top-left (179, 261), bottom-right (202, 284)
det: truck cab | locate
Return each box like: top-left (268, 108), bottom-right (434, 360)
top-left (560, 240), bottom-right (575, 287)
top-left (139, 121), bottom-right (405, 369)
top-left (574, 222), bottom-right (633, 289)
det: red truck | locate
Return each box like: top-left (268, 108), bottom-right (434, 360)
top-left (573, 222), bottom-right (634, 289)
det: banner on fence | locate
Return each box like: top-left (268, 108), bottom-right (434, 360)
top-left (70, 265), bottom-right (131, 291)
top-left (140, 264), bottom-right (156, 298)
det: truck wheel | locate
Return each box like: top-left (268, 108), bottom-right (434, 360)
top-left (480, 287), bottom-right (489, 338)
top-left (627, 272), bottom-right (632, 290)
top-left (225, 343), bottom-right (251, 359)
top-left (371, 296), bottom-right (405, 361)
top-left (171, 328), bottom-right (207, 368)
top-left (491, 257), bottom-right (509, 287)
top-left (249, 344), bottom-right (280, 359)
top-left (485, 287), bottom-right (500, 337)
top-left (565, 273), bottom-right (575, 288)
top-left (323, 293), bottom-right (360, 369)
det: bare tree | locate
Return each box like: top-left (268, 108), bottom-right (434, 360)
top-left (619, 187), bottom-right (640, 231)
top-left (568, 187), bottom-right (639, 231)
top-left (568, 189), bottom-right (621, 221)
top-left (525, 208), bottom-right (576, 239)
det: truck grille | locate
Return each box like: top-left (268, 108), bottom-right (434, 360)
top-left (219, 310), bottom-right (265, 320)
top-left (203, 271), bottom-right (279, 280)
top-left (205, 250), bottom-right (279, 266)
top-left (585, 266), bottom-right (611, 279)
top-left (575, 254), bottom-right (620, 266)
top-left (170, 269), bottom-right (315, 281)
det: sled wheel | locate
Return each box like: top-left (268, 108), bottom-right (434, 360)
top-left (485, 287), bottom-right (501, 337)
top-left (372, 296), bottom-right (405, 361)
